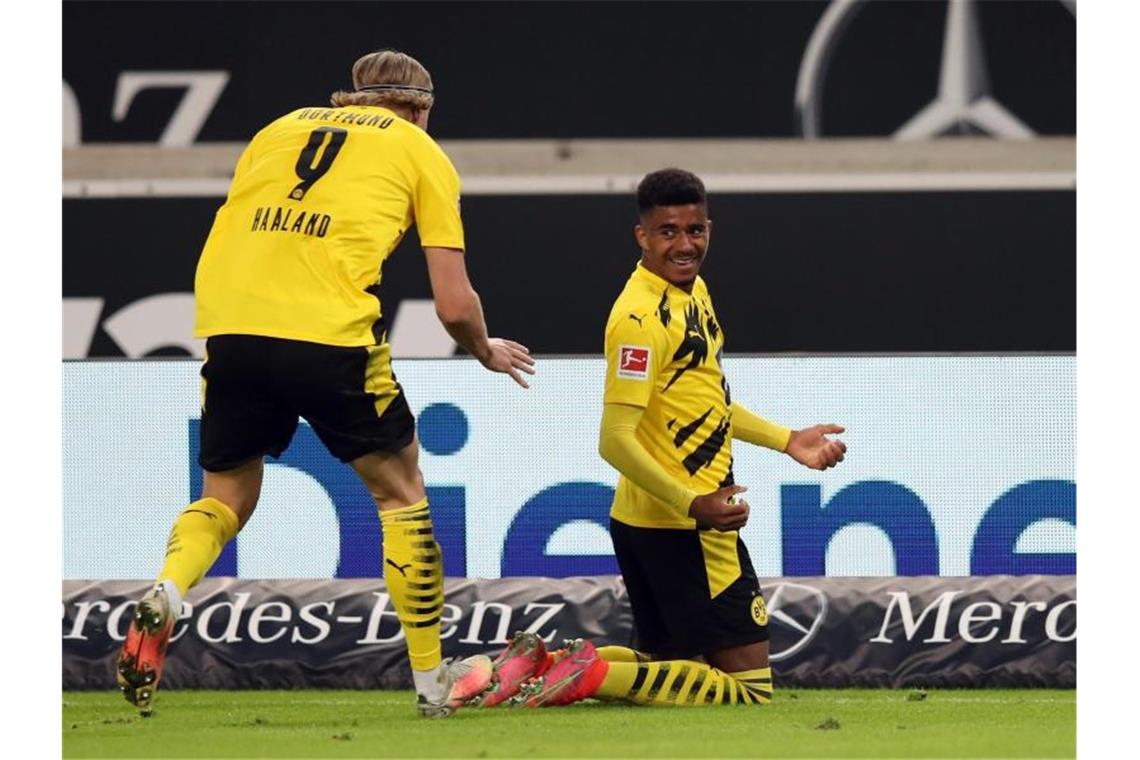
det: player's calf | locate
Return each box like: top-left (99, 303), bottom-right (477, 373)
top-left (594, 658), bottom-right (773, 706)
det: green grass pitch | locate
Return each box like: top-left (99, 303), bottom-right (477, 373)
top-left (63, 689), bottom-right (1074, 758)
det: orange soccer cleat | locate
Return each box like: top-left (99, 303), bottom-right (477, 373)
top-left (474, 631), bottom-right (553, 707)
top-left (510, 638), bottom-right (609, 708)
top-left (416, 655), bottom-right (495, 718)
top-left (115, 585), bottom-right (176, 716)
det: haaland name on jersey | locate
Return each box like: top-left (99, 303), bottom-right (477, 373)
top-left (249, 206), bottom-right (332, 238)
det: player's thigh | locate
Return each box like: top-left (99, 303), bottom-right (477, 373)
top-left (621, 527), bottom-right (770, 660)
top-left (706, 639), bottom-right (769, 672)
top-left (610, 523), bottom-right (722, 659)
top-left (277, 340), bottom-right (421, 505)
top-left (609, 518), bottom-right (672, 655)
top-left (696, 535), bottom-right (771, 663)
top-left (199, 335), bottom-right (299, 474)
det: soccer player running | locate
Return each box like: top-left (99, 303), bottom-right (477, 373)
top-left (480, 168), bottom-right (845, 708)
top-left (115, 50), bottom-right (534, 718)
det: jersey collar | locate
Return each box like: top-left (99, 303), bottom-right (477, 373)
top-left (633, 261), bottom-right (671, 290)
top-left (632, 260), bottom-right (700, 295)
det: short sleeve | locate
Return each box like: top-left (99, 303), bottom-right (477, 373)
top-left (225, 142), bottom-right (256, 200)
top-left (413, 140), bottom-right (465, 250)
top-left (604, 311), bottom-right (670, 408)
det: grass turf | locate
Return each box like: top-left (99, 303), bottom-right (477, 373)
top-left (63, 688), bottom-right (1074, 758)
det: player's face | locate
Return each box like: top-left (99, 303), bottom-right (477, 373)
top-left (635, 204), bottom-right (711, 292)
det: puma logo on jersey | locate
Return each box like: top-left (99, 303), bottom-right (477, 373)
top-left (386, 559), bottom-right (413, 577)
top-left (628, 313), bottom-right (646, 327)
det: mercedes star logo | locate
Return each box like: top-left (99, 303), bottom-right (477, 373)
top-left (794, 0), bottom-right (1076, 139)
top-left (762, 582), bottom-right (829, 662)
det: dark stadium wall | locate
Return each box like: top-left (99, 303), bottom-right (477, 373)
top-left (62, 0), bottom-right (1075, 356)
top-left (63, 1), bottom-right (1075, 141)
top-left (63, 191), bottom-right (1075, 356)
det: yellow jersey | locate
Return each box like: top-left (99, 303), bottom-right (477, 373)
top-left (604, 263), bottom-right (734, 529)
top-left (194, 105), bottom-right (464, 347)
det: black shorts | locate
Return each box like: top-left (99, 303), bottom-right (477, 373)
top-left (198, 334), bottom-right (415, 472)
top-left (610, 517), bottom-right (770, 659)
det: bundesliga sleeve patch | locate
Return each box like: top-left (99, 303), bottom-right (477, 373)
top-left (617, 345), bottom-right (651, 379)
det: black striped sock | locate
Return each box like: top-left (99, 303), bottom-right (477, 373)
top-left (596, 660), bottom-right (771, 706)
top-left (380, 499), bottom-right (443, 671)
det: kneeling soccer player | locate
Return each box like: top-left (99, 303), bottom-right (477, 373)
top-left (472, 168), bottom-right (847, 708)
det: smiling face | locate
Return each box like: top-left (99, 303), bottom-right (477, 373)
top-left (634, 203), bottom-right (712, 292)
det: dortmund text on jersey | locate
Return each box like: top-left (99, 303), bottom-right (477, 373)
top-left (195, 106), bottom-right (464, 347)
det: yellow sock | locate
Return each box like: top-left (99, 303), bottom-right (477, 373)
top-left (380, 499), bottom-right (443, 672)
top-left (596, 660), bottom-right (772, 706)
top-left (729, 666), bottom-right (774, 704)
top-left (597, 645), bottom-right (652, 663)
top-left (157, 497), bottom-right (239, 597)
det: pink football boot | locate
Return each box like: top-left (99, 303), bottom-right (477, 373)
top-left (474, 631), bottom-right (552, 707)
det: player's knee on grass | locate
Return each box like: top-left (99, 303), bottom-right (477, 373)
top-left (597, 658), bottom-right (772, 706)
top-left (707, 639), bottom-right (770, 673)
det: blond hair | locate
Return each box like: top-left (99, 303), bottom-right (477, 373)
top-left (330, 50), bottom-right (435, 112)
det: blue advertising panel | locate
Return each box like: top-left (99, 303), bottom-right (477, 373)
top-left (63, 357), bottom-right (1074, 579)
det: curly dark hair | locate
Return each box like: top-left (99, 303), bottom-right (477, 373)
top-left (636, 168), bottom-right (707, 216)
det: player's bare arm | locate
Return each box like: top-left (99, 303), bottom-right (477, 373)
top-left (424, 246), bottom-right (535, 388)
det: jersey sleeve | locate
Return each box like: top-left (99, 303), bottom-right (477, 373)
top-left (599, 402), bottom-right (698, 511)
top-left (731, 401), bottom-right (792, 451)
top-left (604, 310), bottom-right (670, 408)
top-left (225, 142), bottom-right (256, 198)
top-left (412, 139), bottom-right (466, 251)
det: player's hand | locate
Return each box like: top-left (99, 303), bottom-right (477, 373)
top-left (480, 337), bottom-right (536, 388)
top-left (689, 485), bottom-right (750, 532)
top-left (786, 424), bottom-right (847, 470)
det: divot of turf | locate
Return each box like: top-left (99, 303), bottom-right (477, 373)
top-left (100, 717), bottom-right (134, 725)
top-left (816, 717), bottom-right (842, 730)
top-left (220, 715), bottom-right (268, 727)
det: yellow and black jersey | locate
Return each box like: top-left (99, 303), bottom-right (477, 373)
top-left (604, 263), bottom-right (735, 529)
top-left (194, 105), bottom-right (464, 347)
